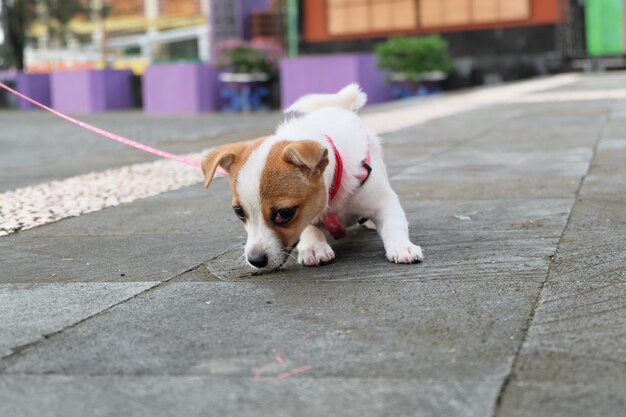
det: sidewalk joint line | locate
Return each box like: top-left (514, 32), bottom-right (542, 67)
top-left (0, 261), bottom-right (210, 372)
top-left (491, 109), bottom-right (611, 416)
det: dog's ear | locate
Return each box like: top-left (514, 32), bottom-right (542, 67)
top-left (201, 141), bottom-right (249, 188)
top-left (282, 140), bottom-right (329, 175)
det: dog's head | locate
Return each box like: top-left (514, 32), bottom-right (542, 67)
top-left (202, 137), bottom-right (329, 270)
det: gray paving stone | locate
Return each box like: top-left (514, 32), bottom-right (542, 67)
top-left (392, 148), bottom-right (590, 200)
top-left (0, 181), bottom-right (240, 283)
top-left (549, 207), bottom-right (626, 284)
top-left (3, 281), bottom-right (538, 381)
top-left (1, 233), bottom-right (229, 283)
top-left (390, 101), bottom-right (606, 201)
top-left (0, 375), bottom-right (501, 417)
top-left (204, 199), bottom-right (571, 282)
top-left (496, 282), bottom-right (626, 417)
top-left (496, 102), bottom-right (626, 416)
top-left (0, 282), bottom-right (157, 358)
top-left (579, 143), bottom-right (626, 198)
top-left (530, 73), bottom-right (626, 93)
top-left (0, 111), bottom-right (280, 192)
top-left (544, 134), bottom-right (626, 284)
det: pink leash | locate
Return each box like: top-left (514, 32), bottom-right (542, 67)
top-left (0, 81), bottom-right (207, 169)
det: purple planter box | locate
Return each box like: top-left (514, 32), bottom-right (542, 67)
top-left (50, 69), bottom-right (133, 113)
top-left (280, 53), bottom-right (392, 110)
top-left (16, 72), bottom-right (51, 110)
top-left (143, 63), bottom-right (219, 114)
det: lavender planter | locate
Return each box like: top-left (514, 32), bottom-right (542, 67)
top-left (280, 53), bottom-right (392, 110)
top-left (0, 69), bottom-right (17, 82)
top-left (16, 73), bottom-right (51, 110)
top-left (51, 69), bottom-right (133, 113)
top-left (143, 63), bottom-right (219, 114)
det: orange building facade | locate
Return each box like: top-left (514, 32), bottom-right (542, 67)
top-left (304, 0), bottom-right (562, 42)
top-left (297, 0), bottom-right (569, 87)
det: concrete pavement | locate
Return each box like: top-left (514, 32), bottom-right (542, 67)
top-left (1, 73), bottom-right (625, 416)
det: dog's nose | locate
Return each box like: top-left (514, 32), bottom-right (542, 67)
top-left (247, 252), bottom-right (268, 268)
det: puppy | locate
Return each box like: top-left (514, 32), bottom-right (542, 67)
top-left (202, 84), bottom-right (424, 270)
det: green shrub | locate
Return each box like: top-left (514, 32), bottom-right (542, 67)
top-left (216, 38), bottom-right (283, 75)
top-left (375, 35), bottom-right (453, 81)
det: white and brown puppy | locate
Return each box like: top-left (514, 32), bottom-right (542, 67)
top-left (202, 84), bottom-right (423, 270)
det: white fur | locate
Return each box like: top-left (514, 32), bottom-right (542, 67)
top-left (241, 84), bottom-right (423, 268)
top-left (285, 83), bottom-right (367, 114)
top-left (276, 108), bottom-right (370, 211)
top-left (297, 225), bottom-right (334, 266)
top-left (236, 137), bottom-right (284, 268)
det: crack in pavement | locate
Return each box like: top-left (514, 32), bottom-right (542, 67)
top-left (491, 107), bottom-right (612, 417)
top-left (0, 263), bottom-right (210, 371)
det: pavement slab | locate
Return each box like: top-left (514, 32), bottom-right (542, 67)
top-left (0, 375), bottom-right (500, 417)
top-left (3, 281), bottom-right (538, 378)
top-left (204, 198), bottom-right (571, 282)
top-left (495, 282), bottom-right (626, 417)
top-left (495, 96), bottom-right (626, 416)
top-left (1, 280), bottom-right (538, 417)
top-left (0, 282), bottom-right (158, 359)
top-left (540, 132), bottom-right (626, 285)
top-left (0, 182), bottom-right (239, 283)
top-left (0, 111), bottom-right (280, 192)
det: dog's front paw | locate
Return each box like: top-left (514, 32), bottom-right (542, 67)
top-left (386, 243), bottom-right (424, 264)
top-left (298, 242), bottom-right (335, 266)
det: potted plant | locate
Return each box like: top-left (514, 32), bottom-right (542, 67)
top-left (216, 37), bottom-right (283, 111)
top-left (375, 35), bottom-right (453, 98)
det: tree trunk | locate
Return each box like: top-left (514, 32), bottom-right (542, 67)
top-left (2, 0), bottom-right (27, 70)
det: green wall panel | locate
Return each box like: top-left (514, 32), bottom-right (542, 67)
top-left (585, 0), bottom-right (625, 56)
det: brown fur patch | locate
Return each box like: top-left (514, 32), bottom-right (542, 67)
top-left (201, 137), bottom-right (265, 204)
top-left (259, 140), bottom-right (329, 248)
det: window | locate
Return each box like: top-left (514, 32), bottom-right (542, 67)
top-left (160, 0), bottom-right (200, 16)
top-left (327, 0), bottom-right (418, 35)
top-left (420, 0), bottom-right (530, 27)
top-left (473, 0), bottom-right (499, 22)
top-left (499, 0), bottom-right (530, 21)
top-left (326, 0), bottom-right (531, 36)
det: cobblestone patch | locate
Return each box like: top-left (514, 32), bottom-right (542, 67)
top-left (0, 152), bottom-right (209, 236)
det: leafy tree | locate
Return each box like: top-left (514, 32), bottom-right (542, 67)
top-left (44, 0), bottom-right (85, 47)
top-left (0, 0), bottom-right (84, 69)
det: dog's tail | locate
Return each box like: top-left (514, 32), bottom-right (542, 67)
top-left (285, 83), bottom-right (367, 114)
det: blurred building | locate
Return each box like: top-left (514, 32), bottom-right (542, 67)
top-left (209, 0), bottom-right (278, 56)
top-left (298, 0), bottom-right (567, 86)
top-left (17, 0), bottom-right (626, 87)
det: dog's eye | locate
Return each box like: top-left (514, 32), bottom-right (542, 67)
top-left (233, 205), bottom-right (246, 221)
top-left (273, 207), bottom-right (296, 225)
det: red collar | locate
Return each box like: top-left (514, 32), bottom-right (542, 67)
top-left (322, 135), bottom-right (372, 239)
top-left (326, 135), bottom-right (344, 203)
top-left (326, 135), bottom-right (371, 202)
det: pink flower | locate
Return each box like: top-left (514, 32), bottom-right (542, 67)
top-left (251, 37), bottom-right (284, 66)
top-left (215, 37), bottom-right (284, 73)
top-left (216, 38), bottom-right (247, 54)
